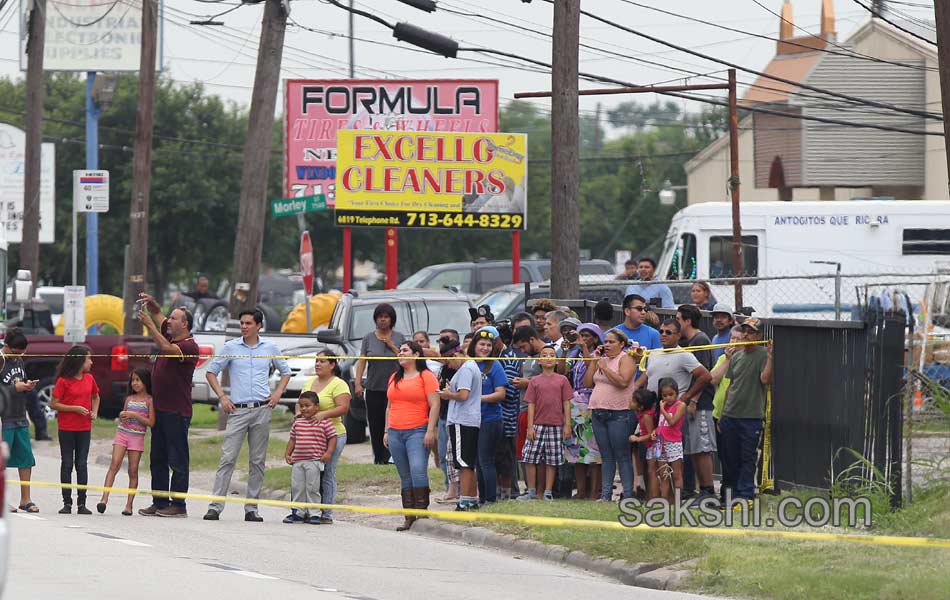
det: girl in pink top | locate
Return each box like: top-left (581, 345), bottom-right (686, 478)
top-left (652, 378), bottom-right (686, 502)
top-left (583, 329), bottom-right (638, 501)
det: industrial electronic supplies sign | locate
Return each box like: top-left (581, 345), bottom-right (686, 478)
top-left (284, 79), bottom-right (498, 208)
top-left (334, 130), bottom-right (527, 230)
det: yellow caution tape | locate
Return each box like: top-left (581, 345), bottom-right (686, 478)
top-left (22, 340), bottom-right (770, 362)
top-left (8, 480), bottom-right (950, 550)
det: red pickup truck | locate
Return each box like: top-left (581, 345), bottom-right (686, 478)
top-left (22, 335), bottom-right (160, 419)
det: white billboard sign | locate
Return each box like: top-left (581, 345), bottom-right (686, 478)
top-left (19, 0), bottom-right (164, 72)
top-left (0, 123), bottom-right (56, 244)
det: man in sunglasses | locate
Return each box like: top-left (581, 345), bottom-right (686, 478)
top-left (613, 294), bottom-right (661, 353)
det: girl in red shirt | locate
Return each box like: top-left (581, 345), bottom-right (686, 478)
top-left (50, 346), bottom-right (100, 514)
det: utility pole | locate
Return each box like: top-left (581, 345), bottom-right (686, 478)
top-left (348, 0), bottom-right (355, 78)
top-left (122, 0), bottom-right (158, 334)
top-left (228, 0), bottom-right (288, 316)
top-left (728, 68), bottom-right (744, 309)
top-left (20, 0), bottom-right (46, 279)
top-left (550, 0), bottom-right (580, 299)
top-left (934, 0), bottom-right (950, 192)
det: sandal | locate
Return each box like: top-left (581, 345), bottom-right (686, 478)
top-left (435, 495), bottom-right (459, 505)
top-left (121, 510), bottom-right (133, 516)
top-left (18, 502), bottom-right (39, 513)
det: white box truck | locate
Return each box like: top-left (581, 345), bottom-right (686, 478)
top-left (656, 200), bottom-right (950, 319)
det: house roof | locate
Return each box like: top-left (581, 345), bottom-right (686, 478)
top-left (741, 52), bottom-right (822, 105)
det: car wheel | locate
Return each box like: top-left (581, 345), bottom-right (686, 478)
top-left (36, 376), bottom-right (57, 420)
top-left (202, 301), bottom-right (231, 332)
top-left (343, 412), bottom-right (367, 444)
top-left (257, 303), bottom-right (282, 332)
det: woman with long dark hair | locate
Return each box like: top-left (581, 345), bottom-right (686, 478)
top-left (50, 346), bottom-right (100, 514)
top-left (301, 350), bottom-right (351, 524)
top-left (385, 341), bottom-right (439, 530)
top-left (354, 303), bottom-right (405, 464)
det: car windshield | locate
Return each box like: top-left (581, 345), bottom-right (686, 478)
top-left (397, 267), bottom-right (434, 289)
top-left (421, 301), bottom-right (473, 336)
top-left (476, 290), bottom-right (522, 319)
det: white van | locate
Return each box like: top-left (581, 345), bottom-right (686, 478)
top-left (656, 200), bottom-right (950, 318)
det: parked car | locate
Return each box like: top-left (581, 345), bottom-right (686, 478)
top-left (475, 277), bottom-right (693, 321)
top-left (307, 288), bottom-right (474, 443)
top-left (397, 258), bottom-right (616, 296)
top-left (2, 306), bottom-right (159, 419)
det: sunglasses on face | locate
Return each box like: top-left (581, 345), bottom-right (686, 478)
top-left (659, 329), bottom-right (677, 335)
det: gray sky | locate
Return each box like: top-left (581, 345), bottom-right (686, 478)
top-left (0, 0), bottom-right (932, 120)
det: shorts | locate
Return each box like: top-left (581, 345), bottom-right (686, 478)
top-left (644, 443), bottom-right (661, 461)
top-left (449, 424), bottom-right (479, 470)
top-left (658, 440), bottom-right (683, 463)
top-left (113, 429), bottom-right (146, 452)
top-left (684, 409), bottom-right (717, 455)
top-left (2, 426), bottom-right (35, 469)
top-left (495, 435), bottom-right (515, 475)
top-left (521, 424), bottom-right (564, 466)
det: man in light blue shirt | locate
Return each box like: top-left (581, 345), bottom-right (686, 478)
top-left (612, 294), bottom-right (661, 351)
top-left (204, 309), bottom-right (291, 522)
top-left (624, 257), bottom-right (674, 309)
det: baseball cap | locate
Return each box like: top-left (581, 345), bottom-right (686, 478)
top-left (559, 317), bottom-right (581, 332)
top-left (740, 317), bottom-right (762, 332)
top-left (711, 303), bottom-right (735, 316)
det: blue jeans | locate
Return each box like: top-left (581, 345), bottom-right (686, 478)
top-left (591, 409), bottom-right (634, 500)
top-left (477, 419), bottom-right (503, 503)
top-left (389, 425), bottom-right (430, 489)
top-left (321, 432), bottom-right (346, 519)
top-left (719, 416), bottom-right (763, 500)
top-left (150, 411), bottom-right (191, 509)
top-left (438, 417), bottom-right (449, 490)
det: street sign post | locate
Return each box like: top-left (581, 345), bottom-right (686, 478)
top-left (271, 195), bottom-right (327, 218)
top-left (300, 231), bottom-right (314, 332)
top-left (63, 286), bottom-right (86, 343)
top-left (72, 170), bottom-right (109, 284)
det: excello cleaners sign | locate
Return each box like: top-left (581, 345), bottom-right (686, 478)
top-left (334, 130), bottom-right (527, 230)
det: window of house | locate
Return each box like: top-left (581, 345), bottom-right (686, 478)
top-left (902, 229), bottom-right (950, 255)
top-left (709, 235), bottom-right (759, 278)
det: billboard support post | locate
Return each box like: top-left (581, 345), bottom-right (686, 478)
top-left (512, 231), bottom-right (520, 284)
top-left (343, 227), bottom-right (353, 291)
top-left (385, 228), bottom-right (398, 290)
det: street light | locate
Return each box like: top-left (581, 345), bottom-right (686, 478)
top-left (659, 180), bottom-right (687, 205)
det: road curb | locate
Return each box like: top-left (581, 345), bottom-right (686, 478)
top-left (409, 518), bottom-right (689, 589)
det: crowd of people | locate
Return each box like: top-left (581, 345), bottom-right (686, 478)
top-left (0, 273), bottom-right (772, 525)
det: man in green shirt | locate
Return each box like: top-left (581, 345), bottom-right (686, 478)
top-left (719, 318), bottom-right (773, 502)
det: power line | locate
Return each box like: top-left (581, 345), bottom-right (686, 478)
top-left (850, 0), bottom-right (938, 44)
top-left (618, 0), bottom-right (937, 73)
top-left (547, 0), bottom-right (943, 122)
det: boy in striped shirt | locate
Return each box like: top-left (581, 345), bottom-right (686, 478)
top-left (284, 391), bottom-right (337, 524)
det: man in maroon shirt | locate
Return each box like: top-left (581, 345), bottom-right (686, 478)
top-left (136, 293), bottom-right (199, 518)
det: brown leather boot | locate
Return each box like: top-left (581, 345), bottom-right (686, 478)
top-left (413, 487), bottom-right (430, 519)
top-left (396, 487), bottom-right (416, 531)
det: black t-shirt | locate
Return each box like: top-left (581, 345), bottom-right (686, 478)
top-left (0, 353), bottom-right (29, 426)
top-left (681, 331), bottom-right (715, 411)
top-left (438, 366), bottom-right (457, 420)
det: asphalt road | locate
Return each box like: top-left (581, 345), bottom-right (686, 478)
top-left (4, 450), bottom-right (712, 600)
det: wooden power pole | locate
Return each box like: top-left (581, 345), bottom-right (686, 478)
top-left (934, 0), bottom-right (950, 193)
top-left (122, 0), bottom-right (159, 334)
top-left (228, 0), bottom-right (288, 317)
top-left (550, 0), bottom-right (580, 299)
top-left (20, 0), bottom-right (46, 279)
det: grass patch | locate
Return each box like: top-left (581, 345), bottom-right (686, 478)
top-left (188, 434), bottom-right (288, 472)
top-left (263, 463), bottom-right (442, 496)
top-left (478, 485), bottom-right (950, 600)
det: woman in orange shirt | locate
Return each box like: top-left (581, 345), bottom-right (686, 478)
top-left (385, 341), bottom-right (440, 531)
